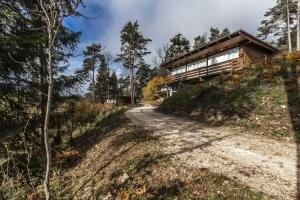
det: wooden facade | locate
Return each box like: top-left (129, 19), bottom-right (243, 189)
top-left (161, 30), bottom-right (278, 84)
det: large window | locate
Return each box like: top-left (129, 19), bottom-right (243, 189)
top-left (170, 47), bottom-right (240, 76)
top-left (171, 66), bottom-right (186, 76)
top-left (208, 47), bottom-right (239, 65)
top-left (187, 58), bottom-right (207, 71)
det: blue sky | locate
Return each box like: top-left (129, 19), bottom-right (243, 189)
top-left (64, 0), bottom-right (275, 77)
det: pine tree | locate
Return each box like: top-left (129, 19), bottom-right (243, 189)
top-left (82, 43), bottom-right (103, 102)
top-left (109, 71), bottom-right (118, 99)
top-left (209, 27), bottom-right (230, 42)
top-left (95, 56), bottom-right (109, 103)
top-left (258, 0), bottom-right (297, 49)
top-left (165, 33), bottom-right (190, 61)
top-left (116, 21), bottom-right (151, 107)
top-left (193, 34), bottom-right (207, 49)
top-left (136, 62), bottom-right (152, 97)
top-left (209, 27), bottom-right (221, 41)
top-left (0, 1), bottom-right (82, 198)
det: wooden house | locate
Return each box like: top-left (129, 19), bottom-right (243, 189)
top-left (161, 30), bottom-right (279, 91)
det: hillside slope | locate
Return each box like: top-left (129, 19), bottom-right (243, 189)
top-left (59, 110), bottom-right (269, 199)
top-left (158, 63), bottom-right (300, 140)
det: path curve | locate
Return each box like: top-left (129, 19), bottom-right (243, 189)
top-left (126, 105), bottom-right (297, 200)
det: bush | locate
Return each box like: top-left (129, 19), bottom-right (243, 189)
top-left (143, 76), bottom-right (170, 100)
top-left (73, 101), bottom-right (105, 125)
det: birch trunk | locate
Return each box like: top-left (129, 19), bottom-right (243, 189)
top-left (43, 28), bottom-right (53, 200)
top-left (287, 0), bottom-right (292, 53)
top-left (297, 0), bottom-right (300, 51)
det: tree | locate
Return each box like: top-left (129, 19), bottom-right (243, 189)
top-left (297, 0), bottom-right (300, 51)
top-left (209, 27), bottom-right (230, 41)
top-left (258, 0), bottom-right (297, 50)
top-left (143, 76), bottom-right (169, 100)
top-left (109, 71), bottom-right (118, 99)
top-left (37, 1), bottom-right (82, 198)
top-left (193, 34), bottom-right (207, 49)
top-left (95, 56), bottom-right (109, 103)
top-left (165, 33), bottom-right (190, 61)
top-left (116, 21), bottom-right (151, 107)
top-left (220, 28), bottom-right (231, 37)
top-left (136, 62), bottom-right (152, 97)
top-left (82, 43), bottom-right (103, 102)
top-left (287, 0), bottom-right (292, 53)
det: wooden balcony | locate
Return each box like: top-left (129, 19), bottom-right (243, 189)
top-left (169, 59), bottom-right (241, 83)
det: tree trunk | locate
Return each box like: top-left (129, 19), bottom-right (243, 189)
top-left (130, 67), bottom-right (134, 108)
top-left (92, 59), bottom-right (95, 102)
top-left (43, 30), bottom-right (53, 200)
top-left (297, 0), bottom-right (300, 51)
top-left (287, 0), bottom-right (292, 53)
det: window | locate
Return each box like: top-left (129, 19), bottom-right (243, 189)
top-left (187, 59), bottom-right (207, 71)
top-left (208, 47), bottom-right (239, 65)
top-left (171, 66), bottom-right (186, 75)
top-left (170, 47), bottom-right (240, 76)
top-left (228, 47), bottom-right (239, 60)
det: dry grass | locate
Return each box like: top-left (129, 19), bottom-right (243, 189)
top-left (56, 111), bottom-right (272, 199)
top-left (158, 66), bottom-right (297, 141)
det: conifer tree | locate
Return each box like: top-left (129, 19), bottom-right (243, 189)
top-left (258, 0), bottom-right (297, 50)
top-left (95, 56), bottom-right (109, 103)
top-left (116, 21), bottom-right (151, 107)
top-left (109, 71), bottom-right (118, 99)
top-left (82, 43), bottom-right (103, 102)
top-left (165, 33), bottom-right (190, 61)
top-left (193, 34), bottom-right (207, 49)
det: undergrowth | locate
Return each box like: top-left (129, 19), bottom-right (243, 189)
top-left (158, 62), bottom-right (299, 140)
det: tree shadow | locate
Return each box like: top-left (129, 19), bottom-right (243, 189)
top-left (59, 112), bottom-right (130, 170)
top-left (102, 129), bottom-right (235, 199)
top-left (280, 61), bottom-right (300, 199)
top-left (148, 181), bottom-right (183, 200)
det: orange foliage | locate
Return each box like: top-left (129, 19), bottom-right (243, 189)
top-left (143, 76), bottom-right (170, 100)
top-left (53, 150), bottom-right (81, 163)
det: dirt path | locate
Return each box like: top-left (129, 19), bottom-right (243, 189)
top-left (126, 106), bottom-right (297, 200)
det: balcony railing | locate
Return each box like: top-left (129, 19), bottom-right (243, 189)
top-left (169, 59), bottom-right (240, 83)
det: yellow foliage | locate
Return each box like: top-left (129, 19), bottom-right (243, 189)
top-left (136, 185), bottom-right (147, 195)
top-left (121, 190), bottom-right (130, 200)
top-left (143, 76), bottom-right (169, 100)
top-left (230, 74), bottom-right (241, 85)
top-left (285, 52), bottom-right (300, 64)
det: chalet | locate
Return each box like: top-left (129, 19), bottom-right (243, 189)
top-left (161, 29), bottom-right (279, 93)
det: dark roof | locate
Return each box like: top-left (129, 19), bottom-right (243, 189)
top-left (161, 29), bottom-right (279, 68)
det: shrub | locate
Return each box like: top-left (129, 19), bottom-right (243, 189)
top-left (143, 76), bottom-right (170, 100)
top-left (73, 101), bottom-right (104, 125)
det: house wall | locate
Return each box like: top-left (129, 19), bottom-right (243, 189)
top-left (241, 44), bottom-right (270, 66)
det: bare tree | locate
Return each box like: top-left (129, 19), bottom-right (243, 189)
top-left (287, 0), bottom-right (292, 53)
top-left (156, 43), bottom-right (169, 65)
top-left (37, 0), bottom-right (82, 199)
top-left (297, 0), bottom-right (300, 51)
